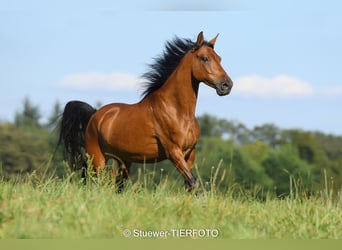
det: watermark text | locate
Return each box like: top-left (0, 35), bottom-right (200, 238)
top-left (123, 228), bottom-right (219, 238)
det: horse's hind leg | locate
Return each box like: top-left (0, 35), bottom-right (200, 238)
top-left (79, 151), bottom-right (105, 184)
top-left (115, 161), bottom-right (131, 193)
top-left (86, 140), bottom-right (106, 176)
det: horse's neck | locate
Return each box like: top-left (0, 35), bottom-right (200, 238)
top-left (154, 54), bottom-right (199, 118)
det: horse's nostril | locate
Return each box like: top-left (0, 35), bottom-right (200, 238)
top-left (222, 82), bottom-right (229, 90)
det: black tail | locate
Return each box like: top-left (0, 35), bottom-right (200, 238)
top-left (58, 101), bottom-right (97, 171)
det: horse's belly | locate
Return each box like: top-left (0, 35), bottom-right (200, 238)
top-left (102, 126), bottom-right (164, 163)
top-left (110, 138), bottom-right (164, 163)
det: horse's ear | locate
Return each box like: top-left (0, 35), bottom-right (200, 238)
top-left (194, 31), bottom-right (204, 50)
top-left (209, 33), bottom-right (219, 47)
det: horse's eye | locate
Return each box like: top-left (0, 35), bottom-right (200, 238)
top-left (200, 56), bottom-right (209, 62)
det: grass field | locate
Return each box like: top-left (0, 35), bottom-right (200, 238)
top-left (0, 166), bottom-right (341, 239)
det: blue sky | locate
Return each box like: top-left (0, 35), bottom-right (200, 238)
top-left (1, 0), bottom-right (342, 135)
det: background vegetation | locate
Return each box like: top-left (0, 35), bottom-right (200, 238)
top-left (1, 97), bottom-right (341, 196)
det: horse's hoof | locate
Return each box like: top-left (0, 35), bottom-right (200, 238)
top-left (185, 180), bottom-right (201, 193)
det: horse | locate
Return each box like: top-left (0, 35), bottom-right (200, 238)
top-left (58, 31), bottom-right (233, 191)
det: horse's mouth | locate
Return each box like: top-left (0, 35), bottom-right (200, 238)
top-left (215, 82), bottom-right (232, 96)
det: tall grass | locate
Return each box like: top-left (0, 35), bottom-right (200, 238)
top-left (0, 161), bottom-right (341, 239)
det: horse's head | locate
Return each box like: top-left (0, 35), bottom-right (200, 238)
top-left (191, 32), bottom-right (233, 96)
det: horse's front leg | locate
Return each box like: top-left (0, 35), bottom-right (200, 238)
top-left (184, 148), bottom-right (199, 191)
top-left (169, 147), bottom-right (198, 192)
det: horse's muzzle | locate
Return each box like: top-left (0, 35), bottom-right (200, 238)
top-left (215, 81), bottom-right (233, 96)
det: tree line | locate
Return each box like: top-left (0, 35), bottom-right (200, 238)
top-left (1, 97), bottom-right (341, 195)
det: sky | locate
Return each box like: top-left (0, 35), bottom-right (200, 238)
top-left (1, 0), bottom-right (342, 135)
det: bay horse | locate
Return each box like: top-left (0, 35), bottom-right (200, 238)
top-left (58, 31), bottom-right (233, 191)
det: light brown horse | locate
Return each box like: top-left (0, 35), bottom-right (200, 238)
top-left (58, 31), bottom-right (233, 191)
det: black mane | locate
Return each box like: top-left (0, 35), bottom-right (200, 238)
top-left (141, 36), bottom-right (211, 98)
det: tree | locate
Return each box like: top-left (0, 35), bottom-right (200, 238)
top-left (0, 123), bottom-right (51, 178)
top-left (197, 113), bottom-right (254, 143)
top-left (282, 130), bottom-right (320, 164)
top-left (197, 113), bottom-right (222, 137)
top-left (262, 144), bottom-right (312, 195)
top-left (46, 100), bottom-right (62, 130)
top-left (15, 97), bottom-right (41, 128)
top-left (196, 136), bottom-right (273, 190)
top-left (252, 123), bottom-right (282, 148)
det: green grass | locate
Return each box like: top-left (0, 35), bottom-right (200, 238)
top-left (0, 166), bottom-right (341, 239)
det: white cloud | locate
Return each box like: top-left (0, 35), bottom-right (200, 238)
top-left (56, 72), bottom-right (342, 100)
top-left (234, 75), bottom-right (314, 98)
top-left (57, 72), bottom-right (142, 91)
